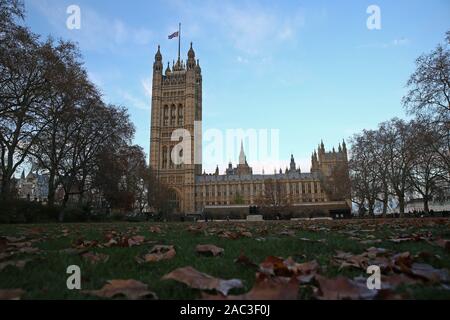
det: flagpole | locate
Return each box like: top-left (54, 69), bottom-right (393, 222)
top-left (178, 22), bottom-right (181, 62)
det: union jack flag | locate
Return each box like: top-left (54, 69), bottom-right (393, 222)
top-left (168, 31), bottom-right (179, 39)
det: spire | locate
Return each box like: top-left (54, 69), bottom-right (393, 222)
top-left (188, 42), bottom-right (195, 59)
top-left (187, 42), bottom-right (196, 69)
top-left (239, 140), bottom-right (245, 165)
top-left (153, 45), bottom-right (162, 73)
top-left (215, 165), bottom-right (219, 175)
top-left (290, 154), bottom-right (296, 171)
top-left (165, 62), bottom-right (171, 75)
top-left (342, 139), bottom-right (347, 153)
top-left (154, 45), bottom-right (162, 61)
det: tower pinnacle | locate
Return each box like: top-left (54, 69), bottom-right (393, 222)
top-left (239, 140), bottom-right (246, 165)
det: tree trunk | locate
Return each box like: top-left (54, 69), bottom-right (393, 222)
top-left (398, 194), bottom-right (405, 216)
top-left (47, 170), bottom-right (56, 207)
top-left (423, 197), bottom-right (429, 214)
top-left (382, 190), bottom-right (388, 216)
top-left (0, 177), bottom-right (13, 199)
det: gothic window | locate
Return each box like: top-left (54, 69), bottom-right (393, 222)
top-left (162, 146), bottom-right (167, 169)
top-left (163, 105), bottom-right (169, 126)
top-left (177, 105), bottom-right (183, 126)
top-left (177, 149), bottom-right (183, 168)
top-left (169, 146), bottom-right (174, 168)
top-left (170, 105), bottom-right (176, 126)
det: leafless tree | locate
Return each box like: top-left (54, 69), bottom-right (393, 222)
top-left (0, 15), bottom-right (53, 198)
top-left (29, 40), bottom-right (87, 206)
top-left (408, 119), bottom-right (447, 212)
top-left (403, 30), bottom-right (450, 179)
top-left (255, 178), bottom-right (293, 217)
top-left (349, 130), bottom-right (382, 215)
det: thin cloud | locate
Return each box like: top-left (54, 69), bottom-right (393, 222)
top-left (29, 0), bottom-right (154, 52)
top-left (356, 37), bottom-right (410, 49)
top-left (168, 0), bottom-right (305, 56)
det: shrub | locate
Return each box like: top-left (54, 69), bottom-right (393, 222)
top-left (0, 199), bottom-right (58, 223)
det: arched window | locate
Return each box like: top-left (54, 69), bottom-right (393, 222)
top-left (170, 105), bottom-right (176, 126)
top-left (177, 149), bottom-right (183, 168)
top-left (163, 105), bottom-right (169, 126)
top-left (169, 146), bottom-right (174, 168)
top-left (177, 105), bottom-right (183, 126)
top-left (162, 146), bottom-right (168, 169)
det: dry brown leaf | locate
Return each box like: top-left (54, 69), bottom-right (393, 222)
top-left (435, 239), bottom-right (450, 251)
top-left (196, 244), bottom-right (224, 256)
top-left (136, 245), bottom-right (176, 263)
top-left (0, 258), bottom-right (32, 271)
top-left (72, 239), bottom-right (99, 249)
top-left (234, 253), bottom-right (258, 269)
top-left (83, 280), bottom-right (156, 300)
top-left (162, 266), bottom-right (243, 295)
top-left (315, 275), bottom-right (377, 300)
top-left (127, 235), bottom-right (145, 247)
top-left (203, 274), bottom-right (298, 300)
top-left (409, 263), bottom-right (449, 283)
top-left (5, 236), bottom-right (26, 243)
top-left (0, 288), bottom-right (25, 300)
top-left (149, 226), bottom-right (162, 233)
top-left (81, 252), bottom-right (109, 264)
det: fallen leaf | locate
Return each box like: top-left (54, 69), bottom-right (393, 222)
top-left (83, 279), bottom-right (156, 300)
top-left (0, 259), bottom-right (32, 271)
top-left (136, 245), bottom-right (176, 263)
top-left (149, 226), bottom-right (161, 233)
top-left (234, 253), bottom-right (258, 269)
top-left (409, 263), bottom-right (449, 283)
top-left (81, 252), bottom-right (109, 264)
top-left (0, 289), bottom-right (25, 300)
top-left (162, 266), bottom-right (243, 296)
top-left (196, 244), bottom-right (224, 256)
top-left (127, 235), bottom-right (145, 247)
top-left (435, 239), bottom-right (450, 251)
top-left (5, 236), bottom-right (26, 243)
top-left (315, 275), bottom-right (377, 300)
top-left (203, 273), bottom-right (298, 300)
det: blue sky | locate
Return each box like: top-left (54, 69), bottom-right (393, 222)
top-left (24, 0), bottom-right (450, 173)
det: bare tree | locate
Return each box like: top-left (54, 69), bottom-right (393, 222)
top-left (93, 144), bottom-right (148, 214)
top-left (403, 31), bottom-right (450, 179)
top-left (408, 119), bottom-right (446, 212)
top-left (349, 130), bottom-right (382, 215)
top-left (255, 178), bottom-right (292, 217)
top-left (29, 40), bottom-right (87, 206)
top-left (146, 166), bottom-right (171, 218)
top-left (0, 22), bottom-right (52, 198)
top-left (379, 119), bottom-right (416, 215)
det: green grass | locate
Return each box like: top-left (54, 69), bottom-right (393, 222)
top-left (0, 218), bottom-right (449, 299)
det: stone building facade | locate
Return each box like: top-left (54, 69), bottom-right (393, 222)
top-left (149, 44), bottom-right (351, 216)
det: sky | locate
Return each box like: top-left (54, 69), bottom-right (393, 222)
top-left (23, 0), bottom-right (450, 174)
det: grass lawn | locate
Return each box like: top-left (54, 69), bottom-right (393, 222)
top-left (0, 218), bottom-right (449, 300)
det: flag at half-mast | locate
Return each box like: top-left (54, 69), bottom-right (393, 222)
top-left (168, 31), bottom-right (179, 39)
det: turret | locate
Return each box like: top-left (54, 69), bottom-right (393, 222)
top-left (239, 140), bottom-right (246, 165)
top-left (153, 45), bottom-right (163, 73)
top-left (187, 42), bottom-right (196, 70)
top-left (165, 62), bottom-right (171, 75)
top-left (289, 154), bottom-right (296, 171)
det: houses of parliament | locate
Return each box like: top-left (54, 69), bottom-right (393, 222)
top-left (149, 43), bottom-right (351, 217)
